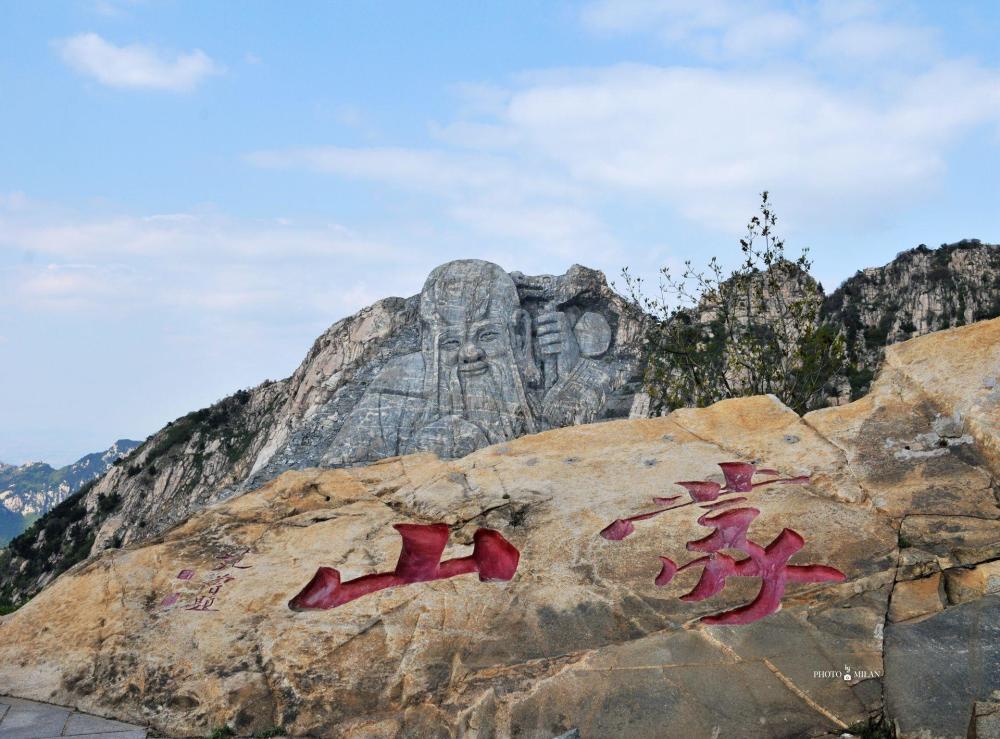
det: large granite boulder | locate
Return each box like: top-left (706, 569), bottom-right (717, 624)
top-left (1, 318), bottom-right (998, 738)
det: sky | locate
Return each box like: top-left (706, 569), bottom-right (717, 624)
top-left (2, 0), bottom-right (999, 465)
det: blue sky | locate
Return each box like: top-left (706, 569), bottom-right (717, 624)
top-left (2, 0), bottom-right (999, 465)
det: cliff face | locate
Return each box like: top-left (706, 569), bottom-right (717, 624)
top-left (1, 318), bottom-right (996, 739)
top-left (823, 239), bottom-right (1000, 398)
top-left (0, 264), bottom-right (644, 605)
top-left (88, 294), bottom-right (422, 555)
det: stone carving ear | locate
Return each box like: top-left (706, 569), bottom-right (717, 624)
top-left (511, 309), bottom-right (541, 386)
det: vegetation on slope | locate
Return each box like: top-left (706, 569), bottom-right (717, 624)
top-left (0, 479), bottom-right (114, 611)
top-left (0, 387), bottom-right (274, 607)
top-left (823, 238), bottom-right (1000, 398)
top-left (622, 192), bottom-right (848, 415)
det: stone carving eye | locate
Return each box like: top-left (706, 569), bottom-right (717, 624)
top-left (439, 338), bottom-right (461, 351)
top-left (478, 330), bottom-right (499, 343)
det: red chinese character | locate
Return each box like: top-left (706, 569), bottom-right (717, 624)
top-left (656, 506), bottom-right (845, 625)
top-left (603, 461), bottom-right (844, 626)
top-left (288, 523), bottom-right (520, 611)
top-left (599, 462), bottom-right (809, 540)
top-left (599, 496), bottom-right (684, 540)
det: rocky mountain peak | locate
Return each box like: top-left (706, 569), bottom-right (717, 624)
top-left (823, 239), bottom-right (1000, 397)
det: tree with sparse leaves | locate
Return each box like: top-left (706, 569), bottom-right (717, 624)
top-left (620, 191), bottom-right (847, 416)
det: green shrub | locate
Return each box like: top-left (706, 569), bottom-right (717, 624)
top-left (0, 601), bottom-right (19, 615)
top-left (97, 492), bottom-right (121, 514)
top-left (621, 191), bottom-right (847, 415)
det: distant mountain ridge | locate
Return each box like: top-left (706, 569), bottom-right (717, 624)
top-left (0, 439), bottom-right (140, 544)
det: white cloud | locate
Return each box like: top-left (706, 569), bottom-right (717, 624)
top-left (0, 203), bottom-right (416, 319)
top-left (246, 146), bottom-right (573, 199)
top-left (718, 12), bottom-right (806, 58)
top-left (580, 0), bottom-right (936, 64)
top-left (18, 263), bottom-right (137, 311)
top-left (812, 20), bottom-right (938, 64)
top-left (247, 54), bottom-right (1000, 233)
top-left (53, 33), bottom-right (222, 92)
top-left (246, 145), bottom-right (615, 261)
top-left (581, 0), bottom-right (806, 59)
top-left (498, 64), bottom-right (939, 222)
top-left (0, 209), bottom-right (394, 261)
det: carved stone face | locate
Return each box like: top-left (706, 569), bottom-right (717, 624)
top-left (418, 260), bottom-right (536, 444)
top-left (436, 317), bottom-right (507, 376)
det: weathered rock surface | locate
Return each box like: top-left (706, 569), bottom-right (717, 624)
top-left (885, 594), bottom-right (1000, 739)
top-left (887, 573), bottom-right (944, 622)
top-left (1, 318), bottom-right (998, 738)
top-left (970, 701), bottom-right (1000, 739)
top-left (944, 561), bottom-right (1000, 605)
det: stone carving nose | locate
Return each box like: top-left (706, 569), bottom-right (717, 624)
top-left (460, 341), bottom-right (484, 363)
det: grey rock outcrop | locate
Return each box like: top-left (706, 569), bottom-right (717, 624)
top-left (318, 260), bottom-right (630, 466)
top-left (823, 239), bottom-right (1000, 398)
top-left (245, 261), bottom-right (642, 484)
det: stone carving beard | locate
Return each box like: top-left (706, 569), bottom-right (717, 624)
top-left (453, 343), bottom-right (526, 445)
top-left (426, 324), bottom-right (533, 446)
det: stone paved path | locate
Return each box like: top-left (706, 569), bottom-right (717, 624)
top-left (0, 696), bottom-right (147, 739)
